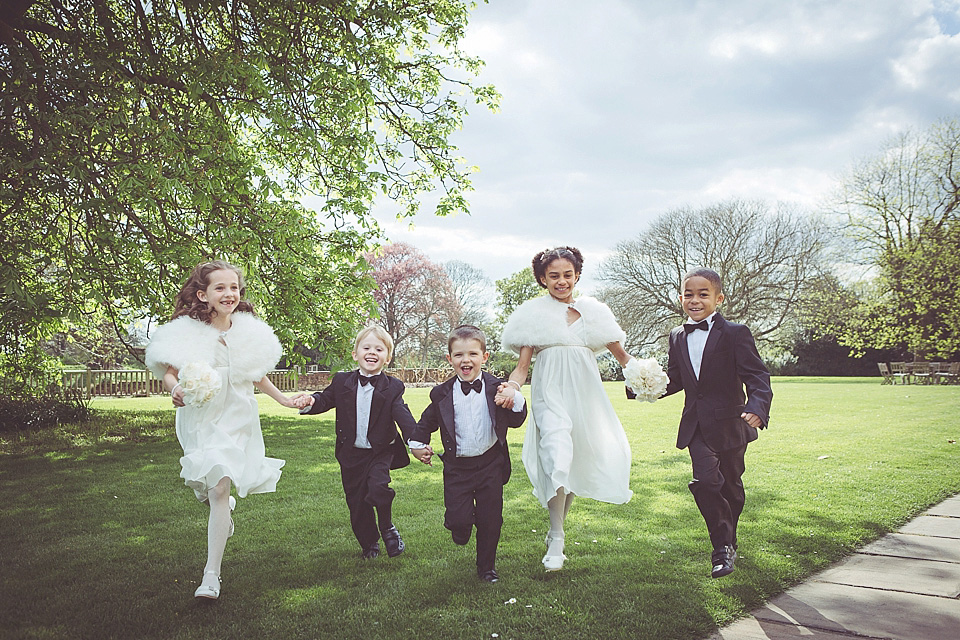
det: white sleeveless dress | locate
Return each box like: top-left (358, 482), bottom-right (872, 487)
top-left (175, 330), bottom-right (284, 501)
top-left (521, 316), bottom-right (633, 507)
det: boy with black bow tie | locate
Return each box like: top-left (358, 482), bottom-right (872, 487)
top-left (662, 268), bottom-right (772, 578)
top-left (293, 326), bottom-right (417, 559)
top-left (409, 325), bottom-right (528, 582)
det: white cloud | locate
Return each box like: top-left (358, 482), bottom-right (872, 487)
top-left (702, 167), bottom-right (839, 208)
top-left (892, 32), bottom-right (960, 93)
top-left (362, 0), bottom-right (959, 285)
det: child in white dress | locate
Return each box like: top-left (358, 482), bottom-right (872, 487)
top-left (146, 261), bottom-right (297, 600)
top-left (499, 247), bottom-right (636, 572)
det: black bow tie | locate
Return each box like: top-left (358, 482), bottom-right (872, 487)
top-left (684, 320), bottom-right (710, 334)
top-left (359, 374), bottom-right (381, 387)
top-left (460, 379), bottom-right (483, 395)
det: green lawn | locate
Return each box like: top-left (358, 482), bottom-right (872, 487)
top-left (2, 378), bottom-right (959, 640)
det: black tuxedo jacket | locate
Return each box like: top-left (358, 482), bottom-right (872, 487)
top-left (663, 313), bottom-right (772, 452)
top-left (302, 370), bottom-right (418, 470)
top-left (410, 371), bottom-right (527, 484)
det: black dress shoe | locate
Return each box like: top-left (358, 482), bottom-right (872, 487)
top-left (362, 542), bottom-right (380, 559)
top-left (478, 569), bottom-right (499, 583)
top-left (381, 526), bottom-right (405, 557)
top-left (451, 527), bottom-right (471, 546)
top-left (711, 545), bottom-right (737, 578)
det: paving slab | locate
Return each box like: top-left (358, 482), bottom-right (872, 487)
top-left (708, 616), bottom-right (863, 639)
top-left (927, 495), bottom-right (960, 517)
top-left (900, 514), bottom-right (960, 538)
top-left (751, 582), bottom-right (960, 640)
top-left (814, 553), bottom-right (960, 597)
top-left (860, 532), bottom-right (960, 563)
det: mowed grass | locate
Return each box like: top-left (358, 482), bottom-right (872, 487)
top-left (1, 378), bottom-right (958, 640)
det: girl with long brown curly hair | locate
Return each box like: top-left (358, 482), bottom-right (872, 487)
top-left (146, 260), bottom-right (300, 600)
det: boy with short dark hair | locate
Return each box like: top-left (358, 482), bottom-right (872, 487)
top-left (409, 325), bottom-right (528, 583)
top-left (293, 325), bottom-right (417, 559)
top-left (662, 268), bottom-right (772, 578)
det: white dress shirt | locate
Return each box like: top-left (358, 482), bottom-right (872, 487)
top-left (354, 374), bottom-right (376, 448)
top-left (408, 380), bottom-right (525, 456)
top-left (451, 377), bottom-right (497, 456)
top-left (685, 312), bottom-right (717, 379)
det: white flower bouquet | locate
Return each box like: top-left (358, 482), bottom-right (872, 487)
top-left (178, 362), bottom-right (222, 406)
top-left (623, 357), bottom-right (668, 403)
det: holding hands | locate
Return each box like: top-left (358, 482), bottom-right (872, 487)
top-left (290, 392), bottom-right (315, 410)
top-left (493, 384), bottom-right (515, 409)
top-left (494, 380), bottom-right (522, 409)
top-left (411, 445), bottom-right (434, 466)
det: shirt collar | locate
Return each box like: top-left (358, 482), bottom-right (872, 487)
top-left (685, 312), bottom-right (717, 325)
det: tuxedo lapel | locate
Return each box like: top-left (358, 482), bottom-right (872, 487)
top-left (438, 380), bottom-right (458, 451)
top-left (346, 370), bottom-right (361, 393)
top-left (339, 371), bottom-right (360, 440)
top-left (483, 373), bottom-right (498, 426)
top-left (368, 373), bottom-right (387, 426)
top-left (700, 314), bottom-right (726, 378)
top-left (678, 330), bottom-right (699, 388)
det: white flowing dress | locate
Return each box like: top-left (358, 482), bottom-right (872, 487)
top-left (176, 330), bottom-right (284, 502)
top-left (520, 316), bottom-right (633, 508)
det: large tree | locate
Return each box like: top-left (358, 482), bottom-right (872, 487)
top-left (367, 242), bottom-right (460, 366)
top-left (493, 268), bottom-right (541, 327)
top-left (0, 0), bottom-right (496, 393)
top-left (830, 118), bottom-right (960, 358)
top-left (597, 200), bottom-right (830, 354)
top-left (481, 267), bottom-right (540, 375)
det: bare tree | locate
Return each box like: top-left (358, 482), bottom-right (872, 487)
top-left (828, 118), bottom-right (960, 358)
top-left (443, 260), bottom-right (493, 327)
top-left (838, 118), bottom-right (959, 261)
top-left (597, 200), bottom-right (830, 353)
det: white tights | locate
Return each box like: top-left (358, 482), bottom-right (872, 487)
top-left (546, 487), bottom-right (574, 555)
top-left (203, 476), bottom-right (233, 577)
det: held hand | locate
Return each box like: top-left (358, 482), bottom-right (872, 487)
top-left (412, 447), bottom-right (433, 466)
top-left (494, 384), bottom-right (515, 409)
top-left (278, 395), bottom-right (299, 409)
top-left (741, 412), bottom-right (762, 429)
top-left (291, 393), bottom-right (315, 409)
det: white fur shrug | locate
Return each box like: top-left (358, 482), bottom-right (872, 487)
top-left (500, 295), bottom-right (626, 356)
top-left (145, 312), bottom-right (282, 383)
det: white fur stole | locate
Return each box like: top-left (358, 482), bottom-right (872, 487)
top-left (500, 295), bottom-right (626, 355)
top-left (145, 312), bottom-right (282, 383)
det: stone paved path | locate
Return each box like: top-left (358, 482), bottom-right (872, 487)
top-left (707, 494), bottom-right (960, 640)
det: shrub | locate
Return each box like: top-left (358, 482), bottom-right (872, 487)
top-left (0, 390), bottom-right (92, 433)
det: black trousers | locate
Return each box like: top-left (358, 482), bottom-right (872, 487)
top-left (338, 446), bottom-right (396, 549)
top-left (442, 445), bottom-right (505, 574)
top-left (687, 427), bottom-right (747, 551)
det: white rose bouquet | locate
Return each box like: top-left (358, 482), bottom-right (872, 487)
top-left (623, 357), bottom-right (668, 403)
top-left (178, 362), bottom-right (222, 406)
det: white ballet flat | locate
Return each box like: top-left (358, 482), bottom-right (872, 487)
top-left (194, 570), bottom-right (221, 599)
top-left (542, 535), bottom-right (566, 572)
top-left (228, 495), bottom-right (236, 538)
top-left (542, 552), bottom-right (567, 572)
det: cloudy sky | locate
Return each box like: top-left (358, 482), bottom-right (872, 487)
top-left (372, 0), bottom-right (960, 292)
